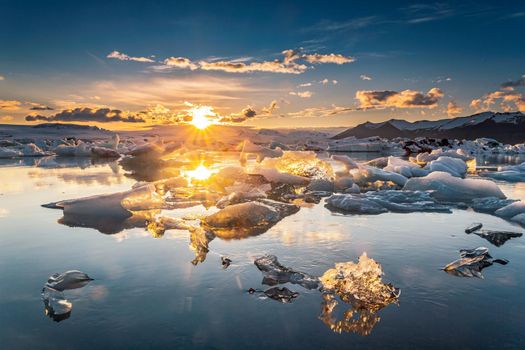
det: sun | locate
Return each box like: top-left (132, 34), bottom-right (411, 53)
top-left (185, 163), bottom-right (214, 182)
top-left (189, 105), bottom-right (216, 130)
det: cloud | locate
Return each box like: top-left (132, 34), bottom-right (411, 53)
top-left (500, 75), bottom-right (525, 91)
top-left (25, 107), bottom-right (145, 123)
top-left (289, 91), bottom-right (314, 98)
top-left (360, 74), bottom-right (372, 81)
top-left (0, 115), bottom-right (14, 122)
top-left (261, 100), bottom-right (278, 115)
top-left (30, 105), bottom-right (54, 111)
top-left (355, 88), bottom-right (444, 109)
top-left (221, 106), bottom-right (258, 123)
top-left (298, 82), bottom-right (312, 87)
top-left (143, 48), bottom-right (354, 75)
top-left (0, 75), bottom-right (4, 81)
top-left (287, 105), bottom-right (354, 118)
top-left (107, 51), bottom-right (154, 63)
top-left (447, 101), bottom-right (463, 116)
top-left (199, 59), bottom-right (307, 74)
top-left (303, 53), bottom-right (355, 64)
top-left (471, 90), bottom-right (525, 112)
top-left (0, 100), bottom-right (22, 111)
top-left (163, 57), bottom-right (199, 70)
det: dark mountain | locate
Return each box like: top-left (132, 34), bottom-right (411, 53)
top-left (333, 112), bottom-right (525, 144)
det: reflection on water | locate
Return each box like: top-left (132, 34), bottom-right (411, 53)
top-left (0, 153), bottom-right (525, 349)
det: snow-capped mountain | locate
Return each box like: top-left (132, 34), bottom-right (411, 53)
top-left (333, 112), bottom-right (525, 144)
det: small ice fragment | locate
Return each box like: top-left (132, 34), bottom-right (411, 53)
top-left (473, 230), bottom-right (523, 247)
top-left (254, 255), bottom-right (319, 290)
top-left (263, 287), bottom-right (299, 303)
top-left (443, 247), bottom-right (507, 278)
top-left (42, 270), bottom-right (93, 322)
top-left (221, 256), bottom-right (232, 269)
top-left (465, 223), bottom-right (483, 234)
top-left (45, 270), bottom-right (94, 291)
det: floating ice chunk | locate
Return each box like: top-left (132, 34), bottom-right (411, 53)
top-left (424, 156), bottom-right (467, 177)
top-left (364, 157), bottom-right (389, 169)
top-left (465, 223), bottom-right (483, 233)
top-left (344, 184), bottom-right (361, 194)
top-left (403, 171), bottom-right (505, 202)
top-left (44, 184), bottom-right (165, 221)
top-left (412, 149), bottom-right (473, 165)
top-left (0, 147), bottom-right (23, 158)
top-left (470, 197), bottom-right (516, 213)
top-left (53, 141), bottom-right (92, 157)
top-left (511, 213), bottom-right (525, 226)
top-left (254, 255), bottom-right (319, 289)
top-left (19, 143), bottom-right (50, 157)
top-left (350, 165), bottom-right (408, 187)
top-left (239, 139), bottom-right (283, 164)
top-left (307, 179), bottom-right (335, 192)
top-left (384, 156), bottom-right (429, 178)
top-left (480, 162), bottom-right (525, 182)
top-left (90, 146), bottom-right (120, 159)
top-left (320, 253), bottom-right (400, 307)
top-left (203, 200), bottom-right (299, 238)
top-left (326, 191), bottom-right (451, 215)
top-left (247, 166), bottom-right (309, 185)
top-left (331, 155), bottom-right (359, 171)
top-left (472, 230), bottom-right (523, 247)
top-left (216, 190), bottom-right (267, 209)
top-left (480, 170), bottom-right (525, 182)
top-left (45, 270), bottom-right (94, 291)
top-left (260, 151), bottom-right (334, 179)
top-left (443, 247), bottom-right (508, 278)
top-left (326, 195), bottom-right (387, 215)
top-left (41, 270), bottom-right (93, 322)
top-left (334, 176), bottom-right (355, 192)
top-left (498, 162), bottom-right (525, 172)
top-left (494, 201), bottom-right (525, 218)
top-left (263, 287), bottom-right (299, 303)
top-left (221, 256), bottom-right (232, 269)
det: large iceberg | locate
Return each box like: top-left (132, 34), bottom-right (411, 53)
top-left (403, 171), bottom-right (505, 202)
top-left (326, 191), bottom-right (451, 215)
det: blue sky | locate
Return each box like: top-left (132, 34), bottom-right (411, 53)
top-left (1, 0), bottom-right (524, 128)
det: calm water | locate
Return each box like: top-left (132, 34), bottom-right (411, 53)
top-left (1, 154), bottom-right (524, 349)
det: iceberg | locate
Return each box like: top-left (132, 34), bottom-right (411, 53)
top-left (350, 165), bottom-right (408, 187)
top-left (42, 270), bottom-right (93, 322)
top-left (326, 191), bottom-right (451, 215)
top-left (254, 255), bottom-right (319, 289)
top-left (384, 156), bottom-right (429, 178)
top-left (424, 156), bottom-right (467, 177)
top-left (443, 247), bottom-right (508, 278)
top-left (320, 253), bottom-right (400, 307)
top-left (471, 230), bottom-right (523, 247)
top-left (263, 287), bottom-right (299, 303)
top-left (403, 171), bottom-right (505, 202)
top-left (202, 200), bottom-right (299, 238)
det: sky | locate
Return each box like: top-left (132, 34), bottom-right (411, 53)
top-left (1, 0), bottom-right (524, 129)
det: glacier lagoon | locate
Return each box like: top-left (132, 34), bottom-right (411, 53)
top-left (0, 153), bottom-right (524, 349)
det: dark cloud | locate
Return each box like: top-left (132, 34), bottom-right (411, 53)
top-left (242, 107), bottom-right (257, 118)
top-left (30, 105), bottom-right (54, 111)
top-left (500, 75), bottom-right (525, 90)
top-left (25, 107), bottom-right (145, 123)
top-left (356, 88), bottom-right (444, 109)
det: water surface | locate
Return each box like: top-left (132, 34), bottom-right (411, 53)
top-left (1, 154), bottom-right (524, 349)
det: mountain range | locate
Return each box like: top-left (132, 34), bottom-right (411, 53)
top-left (333, 111), bottom-right (525, 144)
